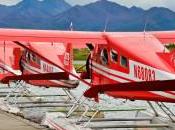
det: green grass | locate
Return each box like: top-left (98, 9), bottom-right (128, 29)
top-left (74, 64), bottom-right (86, 73)
top-left (165, 44), bottom-right (175, 51)
top-left (73, 48), bottom-right (90, 61)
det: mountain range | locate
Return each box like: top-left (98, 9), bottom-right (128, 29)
top-left (0, 0), bottom-right (175, 31)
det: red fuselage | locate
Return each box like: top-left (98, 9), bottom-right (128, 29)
top-left (0, 29), bottom-right (175, 103)
top-left (90, 33), bottom-right (175, 102)
top-left (20, 43), bottom-right (79, 88)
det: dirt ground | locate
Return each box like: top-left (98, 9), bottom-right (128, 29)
top-left (0, 110), bottom-right (49, 130)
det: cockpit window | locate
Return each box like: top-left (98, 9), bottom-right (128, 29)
top-left (110, 49), bottom-right (118, 63)
top-left (25, 51), bottom-right (28, 59)
top-left (26, 51), bottom-right (31, 62)
top-left (32, 54), bottom-right (36, 62)
top-left (100, 48), bottom-right (108, 65)
top-left (120, 56), bottom-right (128, 68)
top-left (29, 53), bottom-right (40, 65)
top-left (36, 57), bottom-right (41, 65)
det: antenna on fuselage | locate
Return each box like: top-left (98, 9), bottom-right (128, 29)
top-left (143, 11), bottom-right (149, 41)
top-left (69, 22), bottom-right (73, 31)
top-left (104, 17), bottom-right (109, 32)
top-left (143, 19), bottom-right (148, 40)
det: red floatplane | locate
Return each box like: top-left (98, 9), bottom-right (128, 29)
top-left (0, 29), bottom-right (175, 103)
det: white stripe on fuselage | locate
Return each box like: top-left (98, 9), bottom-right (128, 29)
top-left (0, 62), bottom-right (21, 75)
top-left (92, 60), bottom-right (175, 81)
top-left (92, 61), bottom-right (175, 100)
top-left (92, 66), bottom-right (129, 83)
top-left (22, 60), bottom-right (63, 74)
top-left (92, 61), bottom-right (140, 81)
top-left (21, 61), bottom-right (73, 87)
top-left (40, 60), bottom-right (63, 73)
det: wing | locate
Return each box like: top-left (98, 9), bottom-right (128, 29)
top-left (151, 31), bottom-right (175, 44)
top-left (0, 28), bottom-right (105, 86)
top-left (1, 28), bottom-right (175, 45)
top-left (0, 28), bottom-right (107, 46)
top-left (84, 80), bottom-right (175, 99)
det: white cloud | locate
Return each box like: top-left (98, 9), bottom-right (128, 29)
top-left (0, 0), bottom-right (21, 5)
top-left (65, 0), bottom-right (96, 6)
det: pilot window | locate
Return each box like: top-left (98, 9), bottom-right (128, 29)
top-left (32, 54), bottom-right (36, 62)
top-left (110, 49), bottom-right (118, 63)
top-left (25, 51), bottom-right (28, 59)
top-left (36, 57), bottom-right (41, 65)
top-left (26, 52), bottom-right (31, 62)
top-left (30, 53), bottom-right (33, 61)
top-left (120, 56), bottom-right (128, 68)
top-left (100, 48), bottom-right (108, 65)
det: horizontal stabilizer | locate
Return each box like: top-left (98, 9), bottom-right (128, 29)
top-left (84, 79), bottom-right (175, 99)
top-left (1, 72), bottom-right (69, 84)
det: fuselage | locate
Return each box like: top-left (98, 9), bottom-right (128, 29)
top-left (20, 42), bottom-right (79, 88)
top-left (90, 33), bottom-right (175, 102)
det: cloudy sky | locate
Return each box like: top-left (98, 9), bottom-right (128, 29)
top-left (0, 0), bottom-right (175, 11)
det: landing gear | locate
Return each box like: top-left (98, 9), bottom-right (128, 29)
top-left (147, 101), bottom-right (175, 122)
top-left (5, 80), bottom-right (32, 105)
